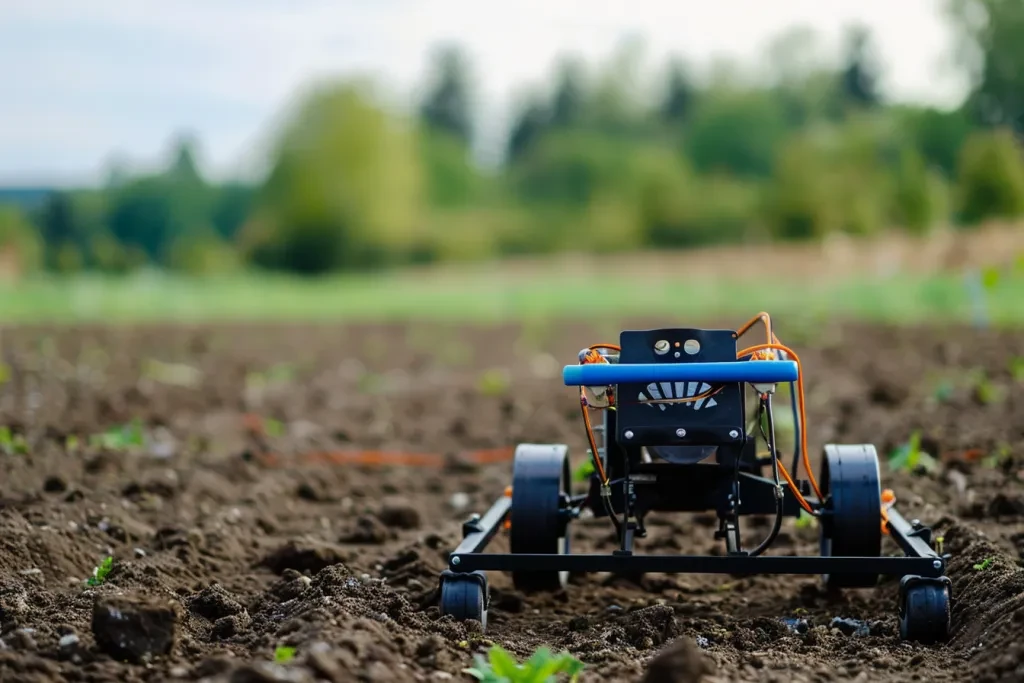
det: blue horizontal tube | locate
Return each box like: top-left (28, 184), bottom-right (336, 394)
top-left (563, 361), bottom-right (799, 386)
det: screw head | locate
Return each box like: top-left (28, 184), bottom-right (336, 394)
top-left (469, 513), bottom-right (481, 522)
top-left (654, 340), bottom-right (670, 355)
top-left (675, 428), bottom-right (687, 438)
top-left (729, 429), bottom-right (740, 438)
top-left (624, 430), bottom-right (634, 440)
top-left (932, 559), bottom-right (942, 570)
top-left (451, 556), bottom-right (461, 566)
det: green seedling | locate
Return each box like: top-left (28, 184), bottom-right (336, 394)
top-left (932, 379), bottom-right (955, 403)
top-left (973, 557), bottom-right (994, 571)
top-left (246, 363), bottom-right (297, 390)
top-left (264, 418), bottom-right (285, 438)
top-left (981, 266), bottom-right (1001, 291)
top-left (1010, 357), bottom-right (1024, 383)
top-left (982, 445), bottom-right (1013, 469)
top-left (90, 420), bottom-right (145, 451)
top-left (795, 509), bottom-right (818, 529)
top-left (0, 426), bottom-right (28, 455)
top-left (573, 458), bottom-right (595, 483)
top-left (478, 369), bottom-right (511, 397)
top-left (464, 645), bottom-right (584, 683)
top-left (274, 646), bottom-right (296, 663)
top-left (971, 371), bottom-right (1005, 405)
top-left (87, 556), bottom-right (114, 586)
top-left (888, 431), bottom-right (937, 474)
top-left (141, 359), bottom-right (202, 387)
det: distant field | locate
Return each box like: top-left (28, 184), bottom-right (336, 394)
top-left (1, 266), bottom-right (1022, 326)
top-left (2, 225), bottom-right (1022, 326)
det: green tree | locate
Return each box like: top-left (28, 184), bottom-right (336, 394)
top-left (249, 82), bottom-right (424, 273)
top-left (550, 57), bottom-right (587, 129)
top-left (946, 0), bottom-right (1024, 131)
top-left (659, 59), bottom-right (696, 126)
top-left (839, 25), bottom-right (882, 110)
top-left (419, 45), bottom-right (475, 145)
top-left (506, 96), bottom-right (550, 165)
top-left (419, 128), bottom-right (483, 209)
top-left (684, 89), bottom-right (788, 177)
top-left (0, 206), bottom-right (43, 274)
top-left (895, 106), bottom-right (974, 177)
top-left (954, 128), bottom-right (1024, 223)
top-left (891, 146), bottom-right (949, 233)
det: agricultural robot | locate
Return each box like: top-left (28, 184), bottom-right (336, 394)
top-left (437, 314), bottom-right (951, 644)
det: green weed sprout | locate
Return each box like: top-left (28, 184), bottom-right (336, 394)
top-left (87, 556), bottom-right (114, 586)
top-left (888, 431), bottom-right (937, 473)
top-left (973, 557), bottom-right (994, 571)
top-left (274, 645), bottom-right (297, 663)
top-left (90, 420), bottom-right (146, 451)
top-left (464, 645), bottom-right (584, 683)
top-left (795, 509), bottom-right (817, 529)
top-left (573, 457), bottom-right (595, 482)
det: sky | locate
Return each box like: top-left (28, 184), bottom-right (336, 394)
top-left (1, 0), bottom-right (967, 186)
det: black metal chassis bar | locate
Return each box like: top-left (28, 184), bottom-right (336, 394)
top-left (446, 493), bottom-right (947, 579)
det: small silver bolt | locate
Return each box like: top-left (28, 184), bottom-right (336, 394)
top-left (675, 428), bottom-right (687, 438)
top-left (451, 556), bottom-right (461, 566)
top-left (624, 430), bottom-right (634, 440)
top-left (654, 340), bottom-right (670, 355)
top-left (932, 560), bottom-right (942, 570)
top-left (729, 430), bottom-right (740, 438)
top-left (469, 513), bottom-right (480, 522)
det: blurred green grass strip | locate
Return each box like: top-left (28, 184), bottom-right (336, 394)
top-left (1, 270), bottom-right (1023, 325)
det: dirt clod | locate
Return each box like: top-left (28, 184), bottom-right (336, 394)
top-left (640, 637), bottom-right (714, 683)
top-left (91, 596), bottom-right (178, 663)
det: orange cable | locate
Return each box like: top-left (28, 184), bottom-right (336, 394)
top-left (737, 341), bottom-right (822, 502)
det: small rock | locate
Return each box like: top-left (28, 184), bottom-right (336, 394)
top-left (377, 499), bottom-right (421, 530)
top-left (830, 617), bottom-right (870, 637)
top-left (449, 492), bottom-right (470, 512)
top-left (91, 596), bottom-right (178, 663)
top-left (58, 634), bottom-right (80, 653)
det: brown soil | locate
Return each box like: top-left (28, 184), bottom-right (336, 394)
top-left (0, 319), bottom-right (1021, 682)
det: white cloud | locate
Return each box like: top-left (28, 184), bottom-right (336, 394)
top-left (0, 0), bottom-right (966, 184)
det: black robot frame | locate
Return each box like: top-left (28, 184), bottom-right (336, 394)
top-left (437, 326), bottom-right (953, 644)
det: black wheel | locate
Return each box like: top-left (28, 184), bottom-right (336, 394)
top-left (818, 444), bottom-right (883, 589)
top-left (899, 575), bottom-right (951, 644)
top-left (509, 443), bottom-right (571, 593)
top-left (439, 571), bottom-right (488, 629)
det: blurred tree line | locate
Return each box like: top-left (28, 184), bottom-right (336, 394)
top-left (4, 0), bottom-right (1024, 276)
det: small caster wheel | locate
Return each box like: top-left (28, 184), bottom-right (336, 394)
top-left (439, 570), bottom-right (488, 630)
top-left (899, 575), bottom-right (951, 644)
top-left (509, 444), bottom-right (572, 593)
top-left (819, 444), bottom-right (883, 589)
